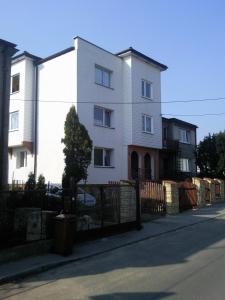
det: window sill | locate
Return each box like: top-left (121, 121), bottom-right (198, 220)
top-left (94, 165), bottom-right (115, 168)
top-left (10, 91), bottom-right (20, 95)
top-left (141, 96), bottom-right (153, 101)
top-left (9, 129), bottom-right (19, 132)
top-left (95, 82), bottom-right (114, 90)
top-left (142, 131), bottom-right (154, 135)
top-left (94, 124), bottom-right (115, 130)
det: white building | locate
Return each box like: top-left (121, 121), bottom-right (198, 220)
top-left (8, 37), bottom-right (167, 184)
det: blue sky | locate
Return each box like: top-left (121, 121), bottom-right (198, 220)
top-left (1, 0), bottom-right (225, 141)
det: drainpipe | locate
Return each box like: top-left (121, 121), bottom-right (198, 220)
top-left (33, 64), bottom-right (38, 181)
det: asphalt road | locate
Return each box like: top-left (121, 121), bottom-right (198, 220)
top-left (1, 215), bottom-right (225, 300)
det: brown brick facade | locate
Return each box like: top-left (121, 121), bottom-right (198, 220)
top-left (128, 145), bottom-right (160, 180)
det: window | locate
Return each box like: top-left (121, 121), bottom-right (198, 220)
top-left (94, 106), bottom-right (112, 127)
top-left (95, 65), bottom-right (111, 88)
top-left (11, 74), bottom-right (20, 93)
top-left (9, 111), bottom-right (19, 130)
top-left (141, 79), bottom-right (152, 99)
top-left (179, 129), bottom-right (190, 143)
top-left (16, 151), bottom-right (27, 168)
top-left (178, 158), bottom-right (190, 172)
top-left (142, 114), bottom-right (153, 133)
top-left (94, 148), bottom-right (113, 167)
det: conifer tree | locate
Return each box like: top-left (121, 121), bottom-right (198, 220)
top-left (62, 106), bottom-right (92, 187)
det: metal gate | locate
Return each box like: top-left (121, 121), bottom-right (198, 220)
top-left (140, 181), bottom-right (166, 217)
top-left (178, 181), bottom-right (197, 212)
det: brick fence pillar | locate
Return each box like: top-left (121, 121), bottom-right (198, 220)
top-left (192, 177), bottom-right (205, 208)
top-left (214, 179), bottom-right (225, 202)
top-left (204, 178), bottom-right (216, 203)
top-left (162, 181), bottom-right (179, 214)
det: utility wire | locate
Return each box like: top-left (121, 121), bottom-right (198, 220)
top-left (163, 112), bottom-right (225, 117)
top-left (9, 96), bottom-right (225, 105)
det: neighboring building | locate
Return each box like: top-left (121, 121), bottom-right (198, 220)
top-left (0, 39), bottom-right (18, 190)
top-left (160, 117), bottom-right (197, 180)
top-left (8, 37), bottom-right (168, 184)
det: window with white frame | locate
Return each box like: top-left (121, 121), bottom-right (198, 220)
top-left (178, 158), bottom-right (190, 172)
top-left (142, 114), bottom-right (153, 133)
top-left (11, 74), bottom-right (20, 93)
top-left (9, 111), bottom-right (19, 130)
top-left (94, 106), bottom-right (112, 127)
top-left (95, 65), bottom-right (111, 88)
top-left (141, 79), bottom-right (152, 99)
top-left (179, 128), bottom-right (190, 143)
top-left (94, 148), bottom-right (113, 167)
top-left (16, 151), bottom-right (27, 169)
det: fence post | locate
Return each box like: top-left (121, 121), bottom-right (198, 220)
top-left (100, 186), bottom-right (104, 229)
top-left (135, 180), bottom-right (142, 230)
top-left (214, 178), bottom-right (225, 203)
top-left (204, 178), bottom-right (216, 203)
top-left (216, 179), bottom-right (225, 202)
top-left (162, 181), bottom-right (179, 214)
top-left (192, 177), bottom-right (205, 208)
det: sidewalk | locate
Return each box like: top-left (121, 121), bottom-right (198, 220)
top-left (1, 203), bottom-right (225, 284)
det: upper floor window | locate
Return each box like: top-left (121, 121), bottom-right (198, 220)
top-left (94, 106), bottom-right (112, 128)
top-left (94, 147), bottom-right (113, 167)
top-left (9, 111), bottom-right (19, 131)
top-left (179, 129), bottom-right (190, 143)
top-left (141, 79), bottom-right (152, 99)
top-left (142, 114), bottom-right (153, 134)
top-left (178, 158), bottom-right (190, 172)
top-left (16, 151), bottom-right (27, 169)
top-left (11, 74), bottom-right (20, 93)
top-left (95, 65), bottom-right (111, 88)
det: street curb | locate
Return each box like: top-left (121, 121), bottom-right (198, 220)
top-left (1, 210), bottom-right (225, 285)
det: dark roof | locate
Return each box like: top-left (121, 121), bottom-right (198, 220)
top-left (162, 117), bottom-right (198, 129)
top-left (0, 39), bottom-right (17, 48)
top-left (116, 47), bottom-right (168, 71)
top-left (36, 47), bottom-right (75, 65)
top-left (12, 51), bottom-right (42, 62)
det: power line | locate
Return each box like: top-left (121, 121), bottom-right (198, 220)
top-left (163, 112), bottom-right (225, 117)
top-left (9, 96), bottom-right (225, 105)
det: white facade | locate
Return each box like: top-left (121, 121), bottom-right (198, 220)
top-left (8, 37), bottom-right (167, 184)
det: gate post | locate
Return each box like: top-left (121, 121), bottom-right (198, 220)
top-left (192, 177), bottom-right (205, 208)
top-left (162, 181), bottom-right (179, 214)
top-left (135, 180), bottom-right (142, 230)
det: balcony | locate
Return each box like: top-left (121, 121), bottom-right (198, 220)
top-left (162, 139), bottom-right (179, 152)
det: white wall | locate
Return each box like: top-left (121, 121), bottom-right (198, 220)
top-left (36, 49), bottom-right (76, 183)
top-left (75, 37), bottom-right (125, 183)
top-left (8, 57), bottom-right (36, 183)
top-left (9, 60), bottom-right (26, 146)
top-left (8, 148), bottom-right (34, 183)
top-left (9, 38), bottom-right (166, 185)
top-left (131, 56), bottom-right (162, 149)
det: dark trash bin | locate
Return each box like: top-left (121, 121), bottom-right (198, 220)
top-left (53, 214), bottom-right (76, 256)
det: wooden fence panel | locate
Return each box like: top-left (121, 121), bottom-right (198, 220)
top-left (178, 181), bottom-right (197, 212)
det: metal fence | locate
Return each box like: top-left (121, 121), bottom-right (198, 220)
top-left (0, 182), bottom-right (140, 249)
